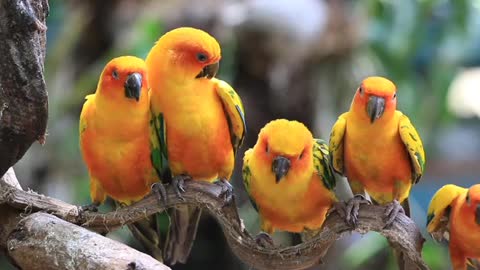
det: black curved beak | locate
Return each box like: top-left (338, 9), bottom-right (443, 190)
top-left (196, 62), bottom-right (219, 79)
top-left (124, 72), bottom-right (142, 101)
top-left (272, 156), bottom-right (291, 183)
top-left (366, 96), bottom-right (385, 123)
top-left (475, 205), bottom-right (480, 226)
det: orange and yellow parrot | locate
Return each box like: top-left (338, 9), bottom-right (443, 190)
top-left (427, 184), bottom-right (480, 270)
top-left (242, 119), bottom-right (336, 238)
top-left (79, 56), bottom-right (163, 260)
top-left (329, 76), bottom-right (425, 225)
top-left (146, 27), bottom-right (246, 265)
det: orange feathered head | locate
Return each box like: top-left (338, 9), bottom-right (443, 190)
top-left (98, 56), bottom-right (148, 102)
top-left (146, 27), bottom-right (221, 81)
top-left (255, 119), bottom-right (314, 183)
top-left (464, 184), bottom-right (480, 225)
top-left (351, 76), bottom-right (397, 123)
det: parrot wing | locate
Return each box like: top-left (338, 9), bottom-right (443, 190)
top-left (79, 94), bottom-right (95, 140)
top-left (329, 112), bottom-right (348, 175)
top-left (150, 109), bottom-right (171, 181)
top-left (213, 78), bottom-right (246, 156)
top-left (313, 138), bottom-right (336, 191)
top-left (426, 184), bottom-right (467, 242)
top-left (242, 149), bottom-right (259, 211)
top-left (398, 113), bottom-right (426, 184)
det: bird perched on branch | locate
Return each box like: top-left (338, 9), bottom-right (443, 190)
top-left (427, 184), bottom-right (480, 270)
top-left (242, 119), bottom-right (336, 242)
top-left (146, 27), bottom-right (246, 265)
top-left (329, 76), bottom-right (425, 224)
top-left (79, 56), bottom-right (164, 260)
top-left (329, 76), bottom-right (425, 269)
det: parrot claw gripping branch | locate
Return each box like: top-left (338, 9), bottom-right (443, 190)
top-left (0, 3), bottom-right (430, 269)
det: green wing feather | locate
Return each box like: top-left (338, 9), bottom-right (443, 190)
top-left (329, 112), bottom-right (348, 175)
top-left (313, 138), bottom-right (336, 190)
top-left (150, 110), bottom-right (171, 181)
top-left (214, 78), bottom-right (246, 156)
top-left (242, 149), bottom-right (258, 211)
top-left (398, 113), bottom-right (425, 184)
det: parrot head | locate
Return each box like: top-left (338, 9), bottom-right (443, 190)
top-left (351, 76), bottom-right (397, 124)
top-left (255, 119), bottom-right (313, 183)
top-left (98, 56), bottom-right (147, 102)
top-left (146, 27), bottom-right (221, 82)
top-left (464, 184), bottom-right (480, 226)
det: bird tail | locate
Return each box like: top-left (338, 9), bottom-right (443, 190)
top-left (127, 215), bottom-right (164, 261)
top-left (163, 205), bottom-right (202, 265)
top-left (113, 201), bottom-right (166, 262)
top-left (390, 198), bottom-right (412, 270)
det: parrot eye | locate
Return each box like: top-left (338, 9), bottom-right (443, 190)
top-left (265, 144), bottom-right (269, 154)
top-left (466, 192), bottom-right (471, 205)
top-left (299, 149), bottom-right (305, 160)
top-left (358, 86), bottom-right (364, 95)
top-left (196, 52), bottom-right (208, 63)
top-left (112, 70), bottom-right (119, 80)
top-left (393, 93), bottom-right (397, 99)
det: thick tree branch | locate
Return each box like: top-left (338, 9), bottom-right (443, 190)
top-left (0, 0), bottom-right (49, 176)
top-left (0, 176), bottom-right (429, 270)
top-left (8, 213), bottom-right (169, 270)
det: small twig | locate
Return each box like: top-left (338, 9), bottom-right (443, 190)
top-left (0, 178), bottom-right (429, 270)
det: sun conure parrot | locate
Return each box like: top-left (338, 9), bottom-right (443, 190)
top-left (146, 27), bottom-right (246, 265)
top-left (242, 119), bottom-right (336, 238)
top-left (329, 76), bottom-right (425, 269)
top-left (427, 184), bottom-right (480, 270)
top-left (79, 56), bottom-right (164, 260)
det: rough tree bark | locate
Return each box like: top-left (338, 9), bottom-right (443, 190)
top-left (0, 0), bottom-right (49, 177)
top-left (8, 213), bottom-right (169, 270)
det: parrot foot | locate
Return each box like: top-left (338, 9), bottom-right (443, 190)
top-left (384, 199), bottom-right (404, 227)
top-left (79, 202), bottom-right (100, 213)
top-left (171, 174), bottom-right (191, 201)
top-left (151, 182), bottom-right (168, 206)
top-left (255, 232), bottom-right (275, 248)
top-left (214, 178), bottom-right (234, 206)
top-left (329, 201), bottom-right (347, 218)
top-left (344, 194), bottom-right (371, 228)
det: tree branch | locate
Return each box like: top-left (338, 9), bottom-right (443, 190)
top-left (0, 0), bottom-right (49, 176)
top-left (0, 170), bottom-right (171, 270)
top-left (0, 175), bottom-right (429, 270)
top-left (8, 212), bottom-right (170, 270)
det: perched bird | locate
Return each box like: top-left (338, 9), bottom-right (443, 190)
top-left (329, 76), bottom-right (425, 269)
top-left (329, 76), bottom-right (425, 224)
top-left (427, 184), bottom-right (480, 270)
top-left (146, 27), bottom-right (246, 265)
top-left (79, 56), bottom-right (164, 259)
top-left (242, 119), bottom-right (336, 237)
